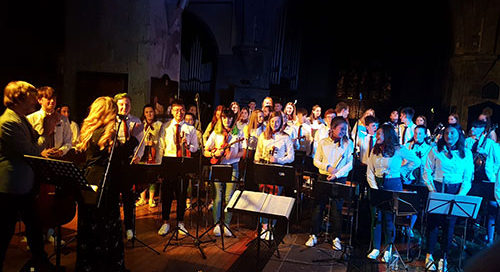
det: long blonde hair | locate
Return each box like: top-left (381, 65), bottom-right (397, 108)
top-left (246, 109), bottom-right (263, 139)
top-left (77, 97), bottom-right (117, 151)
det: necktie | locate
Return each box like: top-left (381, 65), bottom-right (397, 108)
top-left (472, 139), bottom-right (479, 154)
top-left (298, 125), bottom-right (302, 139)
top-left (401, 126), bottom-right (408, 145)
top-left (368, 135), bottom-right (374, 155)
top-left (175, 124), bottom-right (182, 157)
top-left (121, 120), bottom-right (129, 143)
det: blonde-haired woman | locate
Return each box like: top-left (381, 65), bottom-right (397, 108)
top-left (76, 96), bottom-right (136, 272)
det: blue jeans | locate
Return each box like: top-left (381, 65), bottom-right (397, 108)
top-left (213, 163), bottom-right (238, 225)
top-left (371, 177), bottom-right (402, 250)
top-left (311, 177), bottom-right (347, 237)
top-left (427, 181), bottom-right (460, 256)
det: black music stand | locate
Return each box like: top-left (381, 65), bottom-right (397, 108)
top-left (402, 184), bottom-right (429, 260)
top-left (128, 162), bottom-right (163, 255)
top-left (252, 162), bottom-right (295, 256)
top-left (24, 155), bottom-right (93, 270)
top-left (425, 192), bottom-right (482, 271)
top-left (161, 156), bottom-right (212, 258)
top-left (312, 180), bottom-right (358, 264)
top-left (226, 190), bottom-right (295, 270)
top-left (199, 165), bottom-right (236, 250)
top-left (370, 188), bottom-right (418, 271)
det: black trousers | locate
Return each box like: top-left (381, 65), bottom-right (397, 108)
top-left (0, 192), bottom-right (47, 272)
top-left (161, 176), bottom-right (188, 221)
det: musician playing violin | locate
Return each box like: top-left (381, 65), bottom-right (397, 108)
top-left (204, 108), bottom-right (245, 237)
top-left (254, 111), bottom-right (294, 240)
top-left (306, 116), bottom-right (353, 249)
top-left (157, 100), bottom-right (199, 236)
top-left (465, 120), bottom-right (500, 246)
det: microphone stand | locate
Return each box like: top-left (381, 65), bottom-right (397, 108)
top-left (194, 94), bottom-right (216, 257)
top-left (97, 117), bottom-right (123, 208)
top-left (346, 92), bottom-right (363, 247)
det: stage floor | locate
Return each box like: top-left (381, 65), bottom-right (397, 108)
top-left (3, 198), bottom-right (486, 271)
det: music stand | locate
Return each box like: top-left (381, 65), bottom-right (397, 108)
top-left (24, 155), bottom-right (93, 270)
top-left (199, 165), bottom-right (236, 250)
top-left (402, 184), bottom-right (429, 259)
top-left (425, 192), bottom-right (482, 270)
top-left (226, 190), bottom-right (295, 270)
top-left (161, 156), bottom-right (212, 258)
top-left (253, 162), bottom-right (295, 250)
top-left (128, 163), bottom-right (164, 255)
top-left (370, 188), bottom-right (418, 271)
top-left (312, 180), bottom-right (358, 264)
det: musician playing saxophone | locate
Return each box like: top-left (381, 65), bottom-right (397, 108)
top-left (306, 117), bottom-right (353, 250)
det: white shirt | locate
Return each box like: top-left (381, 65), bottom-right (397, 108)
top-left (366, 146), bottom-right (420, 189)
top-left (291, 122), bottom-right (313, 155)
top-left (158, 119), bottom-right (199, 160)
top-left (314, 137), bottom-right (353, 178)
top-left (465, 136), bottom-right (500, 183)
top-left (398, 122), bottom-right (416, 145)
top-left (404, 140), bottom-right (432, 181)
top-left (141, 120), bottom-right (163, 161)
top-left (69, 121), bottom-right (79, 146)
top-left (205, 130), bottom-right (246, 165)
top-left (312, 123), bottom-right (330, 157)
top-left (351, 121), bottom-right (368, 143)
top-left (423, 146), bottom-right (473, 195)
top-left (116, 114), bottom-right (144, 159)
top-left (27, 109), bottom-right (73, 155)
top-left (494, 145), bottom-right (500, 204)
top-left (254, 132), bottom-right (294, 164)
top-left (358, 133), bottom-right (376, 165)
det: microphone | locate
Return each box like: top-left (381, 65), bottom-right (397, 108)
top-left (359, 92), bottom-right (363, 100)
top-left (117, 114), bottom-right (128, 121)
top-left (294, 99), bottom-right (297, 105)
top-left (195, 93), bottom-right (199, 102)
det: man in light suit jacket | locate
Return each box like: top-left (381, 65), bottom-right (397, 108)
top-left (0, 81), bottom-right (58, 271)
top-left (27, 86), bottom-right (72, 158)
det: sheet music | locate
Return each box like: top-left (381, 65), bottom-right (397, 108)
top-left (226, 190), bottom-right (295, 219)
top-left (226, 190), bottom-right (268, 213)
top-left (261, 194), bottom-right (295, 219)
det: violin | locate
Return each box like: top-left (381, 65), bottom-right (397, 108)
top-left (473, 123), bottom-right (498, 174)
top-left (209, 138), bottom-right (245, 164)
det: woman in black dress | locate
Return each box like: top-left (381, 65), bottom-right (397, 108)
top-left (75, 96), bottom-right (138, 272)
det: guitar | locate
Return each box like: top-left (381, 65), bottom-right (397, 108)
top-left (209, 137), bottom-right (245, 164)
top-left (473, 123), bottom-right (498, 173)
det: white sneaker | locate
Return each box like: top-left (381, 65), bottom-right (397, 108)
top-left (305, 234), bottom-right (317, 247)
top-left (126, 229), bottom-right (134, 240)
top-left (367, 249), bottom-right (380, 260)
top-left (438, 258), bottom-right (447, 272)
top-left (158, 223), bottom-right (170, 236)
top-left (178, 222), bottom-right (188, 236)
top-left (332, 237), bottom-right (342, 251)
top-left (425, 254), bottom-right (437, 271)
top-left (382, 249), bottom-right (391, 263)
top-left (213, 224), bottom-right (222, 237)
top-left (223, 226), bottom-right (233, 237)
